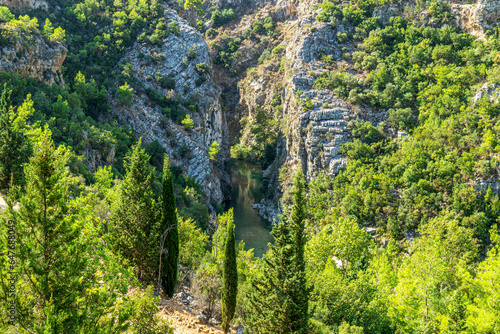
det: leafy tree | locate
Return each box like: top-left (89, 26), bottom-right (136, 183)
top-left (221, 209), bottom-right (238, 333)
top-left (160, 155), bottom-right (179, 297)
top-left (109, 139), bottom-right (160, 282)
top-left (178, 216), bottom-right (207, 268)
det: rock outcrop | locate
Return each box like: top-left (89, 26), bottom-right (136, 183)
top-left (111, 7), bottom-right (230, 205)
top-left (450, 0), bottom-right (500, 39)
top-left (0, 29), bottom-right (66, 85)
top-left (371, 0), bottom-right (500, 39)
top-left (0, 0), bottom-right (48, 12)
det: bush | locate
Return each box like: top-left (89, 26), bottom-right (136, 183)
top-left (272, 45), bottom-right (285, 55)
top-left (196, 62), bottom-right (211, 74)
top-left (188, 44), bottom-right (197, 60)
top-left (209, 140), bottom-right (220, 162)
top-left (389, 108), bottom-right (414, 130)
top-left (212, 9), bottom-right (235, 27)
top-left (242, 27), bottom-right (255, 40)
top-left (117, 82), bottom-right (133, 106)
top-left (314, 71), bottom-right (359, 98)
top-left (168, 20), bottom-right (180, 36)
top-left (181, 114), bottom-right (194, 131)
top-left (252, 20), bottom-right (263, 34)
top-left (205, 28), bottom-right (219, 39)
top-left (156, 73), bottom-right (176, 90)
top-left (0, 6), bottom-right (14, 23)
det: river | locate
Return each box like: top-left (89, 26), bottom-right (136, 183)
top-left (226, 161), bottom-right (273, 257)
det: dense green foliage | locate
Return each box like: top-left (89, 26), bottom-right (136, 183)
top-left (109, 140), bottom-right (160, 282)
top-left (0, 130), bottom-right (173, 333)
top-left (1, 0), bottom-right (500, 333)
top-left (248, 169), bottom-right (309, 333)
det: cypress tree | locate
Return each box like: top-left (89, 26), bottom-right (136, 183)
top-left (160, 155), bottom-right (179, 297)
top-left (221, 209), bottom-right (238, 333)
top-left (109, 139), bottom-right (160, 282)
top-left (248, 167), bottom-right (309, 334)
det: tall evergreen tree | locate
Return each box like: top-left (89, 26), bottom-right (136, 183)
top-left (289, 168), bottom-right (309, 332)
top-left (109, 139), bottom-right (160, 282)
top-left (248, 168), bottom-right (310, 333)
top-left (221, 209), bottom-right (238, 333)
top-left (160, 155), bottom-right (179, 297)
top-left (0, 86), bottom-right (32, 191)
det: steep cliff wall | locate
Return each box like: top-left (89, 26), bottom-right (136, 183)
top-left (0, 0), bottom-right (47, 12)
top-left (111, 7), bottom-right (230, 205)
top-left (450, 0), bottom-right (500, 38)
top-left (0, 29), bottom-right (66, 85)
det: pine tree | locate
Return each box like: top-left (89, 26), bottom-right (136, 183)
top-left (248, 168), bottom-right (310, 333)
top-left (0, 129), bottom-right (92, 331)
top-left (0, 86), bottom-right (32, 191)
top-left (248, 218), bottom-right (295, 334)
top-left (109, 139), bottom-right (160, 282)
top-left (221, 209), bottom-right (238, 333)
top-left (160, 155), bottom-right (179, 297)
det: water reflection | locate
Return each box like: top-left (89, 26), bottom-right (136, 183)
top-left (227, 161), bottom-right (273, 257)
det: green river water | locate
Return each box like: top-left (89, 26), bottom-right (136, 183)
top-left (226, 161), bottom-right (273, 257)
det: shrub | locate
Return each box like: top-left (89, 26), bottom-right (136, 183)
top-left (272, 45), bottom-right (285, 55)
top-left (195, 62), bottom-right (211, 74)
top-left (242, 27), bottom-right (255, 39)
top-left (300, 97), bottom-right (314, 111)
top-left (205, 28), bottom-right (218, 39)
top-left (156, 73), bottom-right (176, 90)
top-left (0, 6), bottom-right (14, 22)
top-left (178, 144), bottom-right (191, 157)
top-left (187, 44), bottom-right (197, 60)
top-left (252, 20), bottom-right (263, 34)
top-left (212, 9), bottom-right (235, 27)
top-left (209, 140), bottom-right (220, 162)
top-left (181, 114), bottom-right (194, 131)
top-left (314, 71), bottom-right (360, 98)
top-left (168, 21), bottom-right (180, 36)
top-left (117, 82), bottom-right (133, 106)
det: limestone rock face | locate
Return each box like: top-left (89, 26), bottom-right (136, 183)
top-left (281, 13), bottom-right (384, 181)
top-left (450, 0), bottom-right (500, 39)
top-left (371, 0), bottom-right (500, 39)
top-left (0, 29), bottom-right (67, 85)
top-left (0, 0), bottom-right (48, 12)
top-left (112, 7), bottom-right (230, 204)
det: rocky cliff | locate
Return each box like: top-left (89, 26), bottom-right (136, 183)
top-left (0, 0), bottom-right (47, 12)
top-left (111, 7), bottom-right (231, 205)
top-left (0, 29), bottom-right (66, 85)
top-left (450, 0), bottom-right (500, 38)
